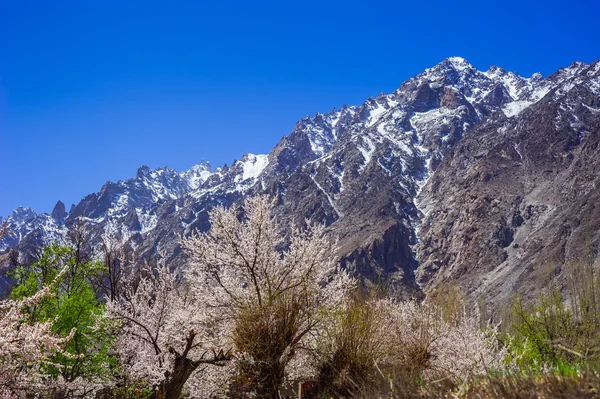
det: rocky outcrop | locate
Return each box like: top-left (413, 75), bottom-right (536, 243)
top-left (51, 201), bottom-right (67, 220)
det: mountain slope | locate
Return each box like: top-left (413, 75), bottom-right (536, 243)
top-left (416, 60), bottom-right (600, 305)
top-left (2, 57), bottom-right (599, 303)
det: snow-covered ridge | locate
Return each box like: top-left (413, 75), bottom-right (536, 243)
top-left (2, 152), bottom-right (269, 250)
top-left (298, 106), bottom-right (357, 157)
top-left (3, 56), bottom-right (596, 255)
top-left (407, 57), bottom-right (591, 119)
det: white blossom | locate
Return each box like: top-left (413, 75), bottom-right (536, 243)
top-left (106, 259), bottom-right (231, 399)
top-left (0, 266), bottom-right (74, 397)
top-left (381, 298), bottom-right (506, 381)
top-left (181, 195), bottom-right (355, 393)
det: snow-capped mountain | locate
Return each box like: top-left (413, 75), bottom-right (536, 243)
top-left (417, 58), bottom-right (600, 305)
top-left (3, 57), bottom-right (599, 303)
top-left (1, 153), bottom-right (270, 251)
top-left (0, 206), bottom-right (66, 254)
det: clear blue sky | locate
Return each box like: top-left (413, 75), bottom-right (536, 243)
top-left (1, 0), bottom-right (598, 217)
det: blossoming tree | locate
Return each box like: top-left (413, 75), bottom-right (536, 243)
top-left (181, 195), bottom-right (354, 399)
top-left (313, 295), bottom-right (507, 396)
top-left (107, 258), bottom-right (232, 399)
top-left (0, 266), bottom-right (74, 398)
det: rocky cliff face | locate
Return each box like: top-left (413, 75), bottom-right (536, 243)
top-left (416, 61), bottom-right (600, 306)
top-left (2, 57), bottom-right (599, 303)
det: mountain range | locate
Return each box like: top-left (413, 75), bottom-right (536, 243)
top-left (3, 56), bottom-right (599, 305)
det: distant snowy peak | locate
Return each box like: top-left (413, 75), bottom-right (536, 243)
top-left (183, 153), bottom-right (269, 201)
top-left (8, 207), bottom-right (37, 226)
top-left (181, 161), bottom-right (213, 190)
top-left (416, 56), bottom-right (480, 88)
top-left (1, 152), bottom-right (271, 252)
top-left (1, 210), bottom-right (65, 252)
top-left (406, 57), bottom-right (594, 119)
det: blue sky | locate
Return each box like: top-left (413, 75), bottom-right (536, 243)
top-left (1, 0), bottom-right (598, 217)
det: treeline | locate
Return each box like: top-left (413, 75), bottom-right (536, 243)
top-left (1, 197), bottom-right (600, 398)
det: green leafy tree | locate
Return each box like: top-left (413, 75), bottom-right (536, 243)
top-left (10, 243), bottom-right (116, 395)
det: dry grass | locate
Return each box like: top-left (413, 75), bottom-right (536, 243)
top-left (453, 372), bottom-right (600, 399)
top-left (349, 371), bottom-right (600, 399)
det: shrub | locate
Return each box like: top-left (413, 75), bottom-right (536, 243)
top-left (506, 260), bottom-right (600, 371)
top-left (312, 292), bottom-right (507, 398)
top-left (313, 292), bottom-right (390, 398)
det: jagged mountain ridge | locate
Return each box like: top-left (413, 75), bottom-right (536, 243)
top-left (3, 57), bottom-right (599, 302)
top-left (1, 155), bottom-right (267, 248)
top-left (417, 60), bottom-right (600, 305)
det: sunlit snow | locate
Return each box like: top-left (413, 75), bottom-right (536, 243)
top-left (239, 154), bottom-right (269, 181)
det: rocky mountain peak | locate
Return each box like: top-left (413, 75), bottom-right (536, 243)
top-left (530, 72), bottom-right (543, 81)
top-left (51, 200), bottom-right (67, 220)
top-left (487, 65), bottom-right (506, 74)
top-left (421, 56), bottom-right (478, 82)
top-left (181, 161), bottom-right (213, 190)
top-left (10, 207), bottom-right (37, 225)
top-left (136, 165), bottom-right (152, 179)
top-left (445, 56), bottom-right (475, 71)
top-left (187, 161), bottom-right (211, 173)
top-left (547, 61), bottom-right (589, 83)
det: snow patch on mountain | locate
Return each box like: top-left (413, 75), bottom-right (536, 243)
top-left (358, 136), bottom-right (376, 170)
top-left (181, 161), bottom-right (212, 189)
top-left (137, 209), bottom-right (159, 234)
top-left (310, 172), bottom-right (343, 218)
top-left (239, 154), bottom-right (269, 181)
top-left (503, 101), bottom-right (532, 117)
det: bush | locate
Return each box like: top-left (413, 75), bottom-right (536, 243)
top-left (311, 290), bottom-right (507, 399)
top-left (313, 292), bottom-right (390, 398)
top-left (506, 260), bottom-right (600, 371)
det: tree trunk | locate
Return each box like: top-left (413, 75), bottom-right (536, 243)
top-left (253, 359), bottom-right (285, 399)
top-left (157, 355), bottom-right (197, 399)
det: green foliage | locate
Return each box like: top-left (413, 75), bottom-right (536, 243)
top-left (506, 263), bottom-right (600, 372)
top-left (506, 290), bottom-right (574, 369)
top-left (9, 243), bottom-right (117, 384)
